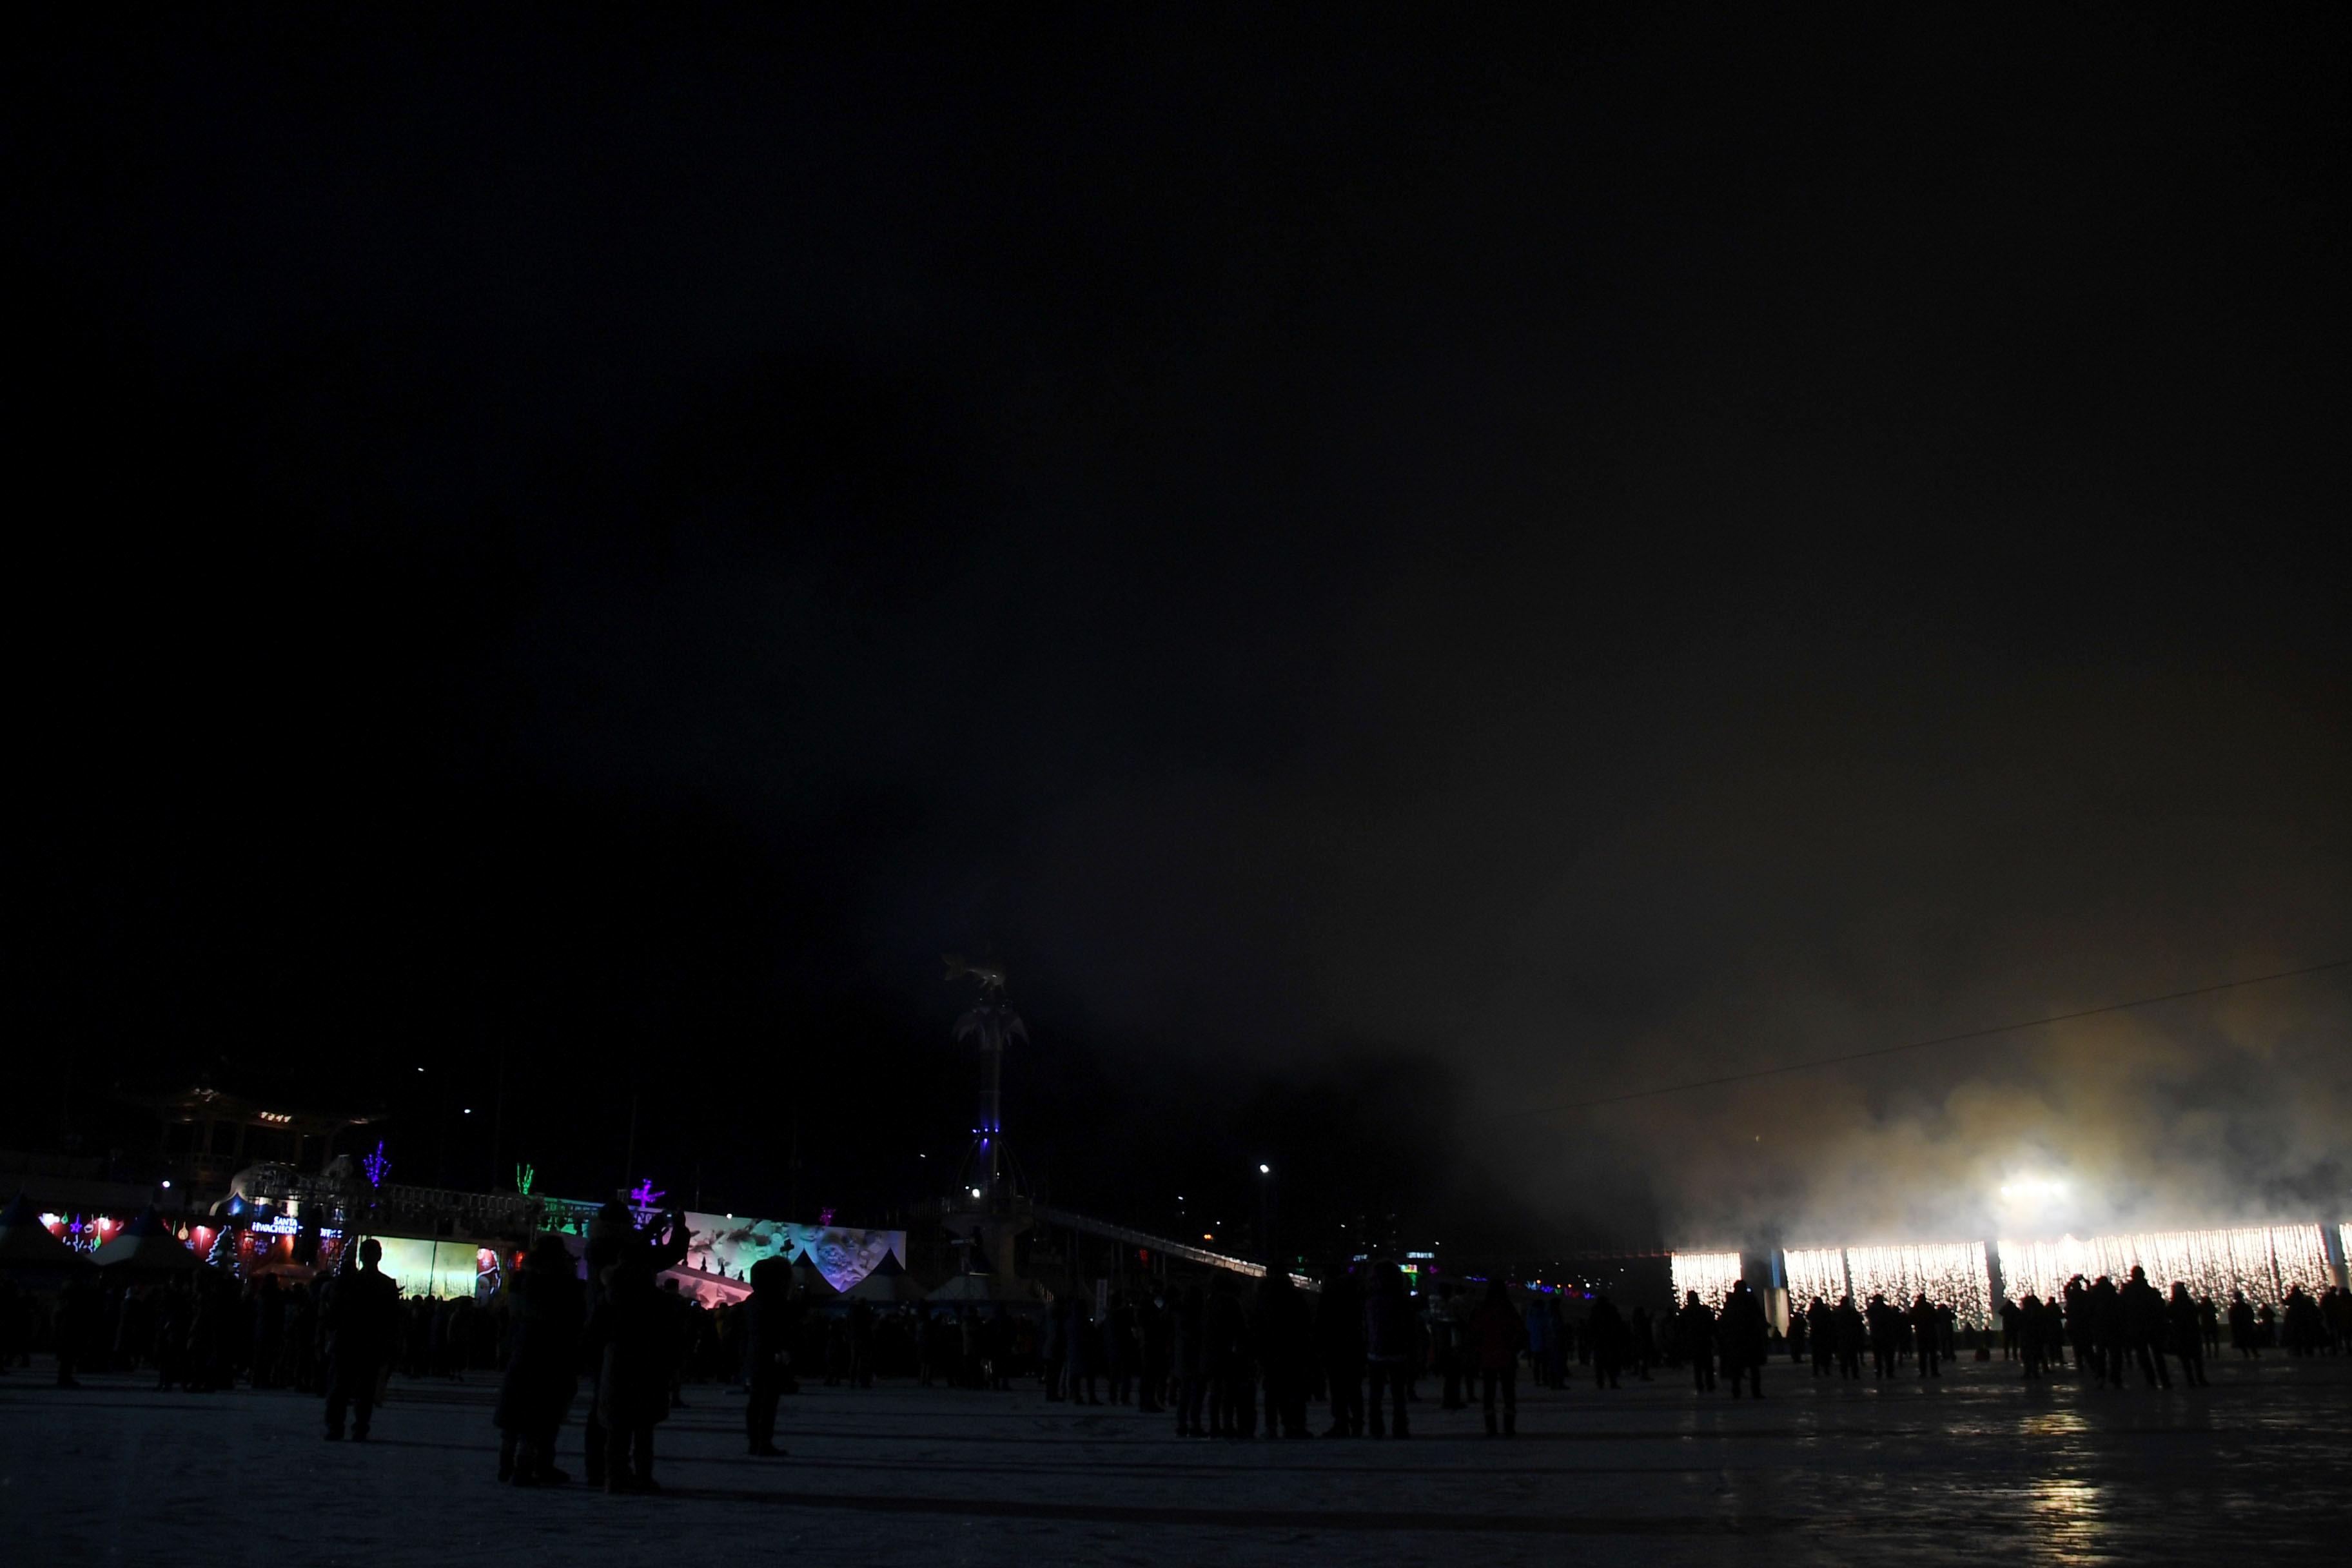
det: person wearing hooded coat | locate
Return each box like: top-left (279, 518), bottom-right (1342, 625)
top-left (495, 1234), bottom-right (584, 1484)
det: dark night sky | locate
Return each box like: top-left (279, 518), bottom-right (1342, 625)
top-left (7, 10), bottom-right (2347, 1254)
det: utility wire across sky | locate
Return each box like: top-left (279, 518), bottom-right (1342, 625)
top-left (1504, 957), bottom-right (2352, 1121)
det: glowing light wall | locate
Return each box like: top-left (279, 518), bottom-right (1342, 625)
top-left (1781, 1246), bottom-right (1849, 1309)
top-left (1843, 1242), bottom-right (1992, 1328)
top-left (1996, 1226), bottom-right (2327, 1308)
top-left (1669, 1251), bottom-right (1743, 1311)
top-left (2268, 1224), bottom-right (2331, 1297)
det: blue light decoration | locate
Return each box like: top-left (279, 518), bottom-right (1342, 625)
top-left (362, 1141), bottom-right (391, 1188)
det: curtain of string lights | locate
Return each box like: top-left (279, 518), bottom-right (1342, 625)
top-left (1781, 1246), bottom-right (1851, 1309)
top-left (1996, 1224), bottom-right (2330, 1307)
top-left (1842, 1242), bottom-right (1994, 1328)
top-left (1668, 1251), bottom-right (1743, 1311)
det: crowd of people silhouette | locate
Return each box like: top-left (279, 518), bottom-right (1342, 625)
top-left (8, 1211), bottom-right (2351, 1496)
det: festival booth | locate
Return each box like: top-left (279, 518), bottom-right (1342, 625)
top-left (352, 1235), bottom-right (504, 1300)
top-left (91, 1208), bottom-right (209, 1279)
top-left (0, 1192), bottom-right (97, 1286)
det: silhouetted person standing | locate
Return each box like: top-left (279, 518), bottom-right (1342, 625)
top-left (1587, 1295), bottom-right (1629, 1389)
top-left (585, 1255), bottom-right (674, 1493)
top-left (1806, 1297), bottom-right (1834, 1377)
top-left (1362, 1261), bottom-right (1414, 1438)
top-left (1720, 1280), bottom-right (1767, 1398)
top-left (1865, 1293), bottom-right (1898, 1379)
top-left (1255, 1269), bottom-right (1312, 1438)
top-left (2091, 1275), bottom-right (2126, 1387)
top-left (495, 1233), bottom-right (584, 1484)
top-left (1315, 1264), bottom-right (1366, 1437)
top-left (1467, 1278), bottom-right (1524, 1435)
top-left (2017, 1292), bottom-right (2047, 1379)
top-left (1173, 1284), bottom-right (1207, 1436)
top-left (2166, 1282), bottom-right (2208, 1387)
top-left (1908, 1293), bottom-right (1941, 1379)
top-left (1832, 1295), bottom-right (1864, 1379)
top-left (743, 1256), bottom-right (794, 1456)
top-left (1202, 1275), bottom-right (1247, 1435)
top-left (2228, 1289), bottom-right (2259, 1358)
top-left (1678, 1291), bottom-right (1717, 1392)
top-left (2120, 1267), bottom-right (2170, 1388)
top-left (324, 1238), bottom-right (399, 1442)
top-left (2063, 1275), bottom-right (2093, 1374)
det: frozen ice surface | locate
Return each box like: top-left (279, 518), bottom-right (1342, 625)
top-left (5, 1356), bottom-right (2349, 1566)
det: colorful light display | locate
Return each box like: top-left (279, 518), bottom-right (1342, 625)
top-left (1669, 1250), bottom-right (1742, 1311)
top-left (1782, 1246), bottom-right (1849, 1309)
top-left (1843, 1241), bottom-right (1992, 1328)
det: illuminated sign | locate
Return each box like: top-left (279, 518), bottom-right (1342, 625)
top-left (245, 1215), bottom-right (342, 1239)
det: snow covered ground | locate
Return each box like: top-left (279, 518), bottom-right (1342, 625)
top-left (5, 1354), bottom-right (2347, 1566)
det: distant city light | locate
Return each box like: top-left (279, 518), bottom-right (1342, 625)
top-left (160, 1179), bottom-right (172, 1189)
top-left (970, 1187), bottom-right (983, 1197)
top-left (1259, 1163), bottom-right (1271, 1175)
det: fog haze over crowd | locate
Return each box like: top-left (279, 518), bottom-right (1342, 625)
top-left (8, 11), bottom-right (2347, 1251)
